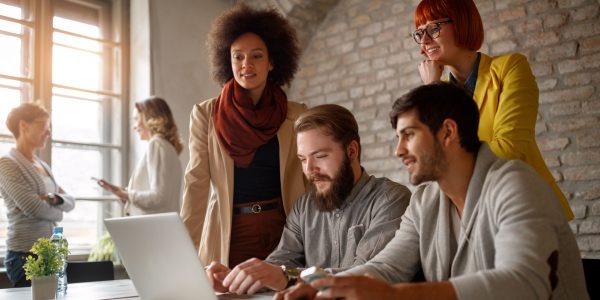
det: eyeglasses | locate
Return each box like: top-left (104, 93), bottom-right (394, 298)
top-left (412, 19), bottom-right (453, 44)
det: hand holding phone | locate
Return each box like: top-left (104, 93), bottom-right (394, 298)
top-left (300, 266), bottom-right (329, 291)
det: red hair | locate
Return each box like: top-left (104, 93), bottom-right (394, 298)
top-left (414, 0), bottom-right (484, 51)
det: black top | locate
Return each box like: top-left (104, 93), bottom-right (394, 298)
top-left (233, 136), bottom-right (282, 204)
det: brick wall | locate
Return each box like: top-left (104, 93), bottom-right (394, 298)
top-left (246, 0), bottom-right (600, 257)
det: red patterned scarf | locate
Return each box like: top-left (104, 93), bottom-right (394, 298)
top-left (213, 79), bottom-right (288, 167)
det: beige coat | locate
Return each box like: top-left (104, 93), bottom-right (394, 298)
top-left (181, 97), bottom-right (307, 266)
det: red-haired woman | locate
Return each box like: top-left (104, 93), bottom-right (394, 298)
top-left (413, 0), bottom-right (572, 219)
top-left (181, 4), bottom-right (306, 268)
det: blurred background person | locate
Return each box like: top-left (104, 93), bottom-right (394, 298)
top-left (0, 102), bottom-right (76, 287)
top-left (412, 0), bottom-right (572, 219)
top-left (97, 96), bottom-right (183, 216)
top-left (181, 4), bottom-right (306, 268)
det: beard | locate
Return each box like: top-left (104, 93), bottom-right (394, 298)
top-left (308, 155), bottom-right (355, 212)
top-left (409, 138), bottom-right (446, 185)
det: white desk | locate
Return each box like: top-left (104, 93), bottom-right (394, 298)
top-left (0, 279), bottom-right (274, 299)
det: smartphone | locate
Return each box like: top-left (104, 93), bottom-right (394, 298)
top-left (300, 266), bottom-right (329, 290)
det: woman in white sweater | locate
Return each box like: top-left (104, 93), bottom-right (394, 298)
top-left (0, 103), bottom-right (76, 287)
top-left (98, 97), bottom-right (183, 216)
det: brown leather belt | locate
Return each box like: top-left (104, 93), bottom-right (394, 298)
top-left (233, 202), bottom-right (279, 215)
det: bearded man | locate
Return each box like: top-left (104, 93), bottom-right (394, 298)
top-left (204, 104), bottom-right (411, 295)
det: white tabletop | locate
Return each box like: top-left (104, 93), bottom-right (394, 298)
top-left (0, 279), bottom-right (275, 300)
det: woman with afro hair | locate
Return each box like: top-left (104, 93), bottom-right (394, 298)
top-left (181, 4), bottom-right (307, 268)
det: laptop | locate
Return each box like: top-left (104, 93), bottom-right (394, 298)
top-left (105, 212), bottom-right (273, 300)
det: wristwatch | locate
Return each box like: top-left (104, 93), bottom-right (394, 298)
top-left (47, 193), bottom-right (63, 205)
top-left (281, 265), bottom-right (300, 288)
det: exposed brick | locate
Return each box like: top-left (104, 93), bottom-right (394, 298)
top-left (563, 165), bottom-right (600, 181)
top-left (569, 222), bottom-right (578, 235)
top-left (535, 42), bottom-right (577, 61)
top-left (490, 40), bottom-right (518, 55)
top-left (372, 57), bottom-right (386, 69)
top-left (562, 151), bottom-right (600, 166)
top-left (386, 53), bottom-right (411, 66)
top-left (547, 116), bottom-right (598, 133)
top-left (362, 158), bottom-right (397, 172)
top-left (577, 235), bottom-right (600, 251)
top-left (592, 202), bottom-right (600, 215)
top-left (317, 59), bottom-right (338, 73)
top-left (349, 86), bottom-right (364, 99)
top-left (524, 31), bottom-right (560, 47)
top-left (530, 62), bottom-right (553, 76)
top-left (563, 73), bottom-right (592, 86)
top-left (343, 29), bottom-right (358, 41)
top-left (537, 137), bottom-right (570, 151)
top-left (540, 86), bottom-right (594, 104)
top-left (558, 0), bottom-right (590, 8)
top-left (580, 37), bottom-right (600, 55)
top-left (323, 21), bottom-right (349, 36)
top-left (360, 46), bottom-right (389, 59)
top-left (349, 61), bottom-right (370, 75)
top-left (571, 4), bottom-right (600, 21)
top-left (340, 77), bottom-right (357, 88)
top-left (357, 96), bottom-right (374, 109)
top-left (543, 12), bottom-right (569, 29)
top-left (376, 68), bottom-right (396, 80)
top-left (375, 29), bottom-right (395, 43)
top-left (487, 26), bottom-right (512, 42)
top-left (528, 0), bottom-right (557, 14)
top-left (583, 99), bottom-right (600, 114)
top-left (342, 52), bottom-right (360, 64)
top-left (498, 6), bottom-right (526, 22)
top-left (359, 22), bottom-right (382, 37)
top-left (375, 93), bottom-right (392, 105)
top-left (576, 185), bottom-right (600, 200)
top-left (580, 219), bottom-right (600, 234)
top-left (535, 121), bottom-right (548, 136)
top-left (549, 101), bottom-right (581, 116)
top-left (577, 133), bottom-right (600, 148)
top-left (537, 78), bottom-right (558, 91)
top-left (515, 18), bottom-right (543, 33)
top-left (358, 37), bottom-right (374, 48)
top-left (562, 22), bottom-right (600, 40)
top-left (351, 14), bottom-right (371, 28)
top-left (376, 131), bottom-right (396, 143)
top-left (543, 155), bottom-right (561, 168)
top-left (365, 82), bottom-right (385, 96)
top-left (572, 204), bottom-right (587, 219)
top-left (323, 82), bottom-right (339, 94)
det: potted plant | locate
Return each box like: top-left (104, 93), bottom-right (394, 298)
top-left (23, 237), bottom-right (69, 300)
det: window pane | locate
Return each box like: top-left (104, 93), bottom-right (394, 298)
top-left (0, 1), bottom-right (22, 20)
top-left (0, 34), bottom-right (23, 77)
top-left (59, 201), bottom-right (100, 251)
top-left (53, 31), bottom-right (101, 52)
top-left (51, 145), bottom-right (122, 197)
top-left (0, 89), bottom-right (20, 135)
top-left (52, 45), bottom-right (101, 90)
top-left (54, 16), bottom-right (100, 39)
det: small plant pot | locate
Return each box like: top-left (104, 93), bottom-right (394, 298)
top-left (31, 275), bottom-right (57, 300)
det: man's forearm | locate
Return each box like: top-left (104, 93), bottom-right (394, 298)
top-left (393, 281), bottom-right (457, 300)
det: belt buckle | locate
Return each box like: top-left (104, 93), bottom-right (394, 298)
top-left (251, 204), bottom-right (262, 214)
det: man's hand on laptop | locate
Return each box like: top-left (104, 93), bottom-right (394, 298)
top-left (205, 261), bottom-right (230, 293)
top-left (222, 258), bottom-right (288, 294)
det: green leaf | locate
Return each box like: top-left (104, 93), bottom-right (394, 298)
top-left (23, 237), bottom-right (70, 280)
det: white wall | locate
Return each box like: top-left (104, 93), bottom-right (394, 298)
top-left (148, 0), bottom-right (232, 168)
top-left (129, 0), bottom-right (233, 206)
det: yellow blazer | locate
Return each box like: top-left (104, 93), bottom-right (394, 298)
top-left (473, 53), bottom-right (573, 219)
top-left (181, 98), bottom-right (307, 266)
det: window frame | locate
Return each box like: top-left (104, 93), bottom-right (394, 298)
top-left (0, 0), bottom-right (130, 257)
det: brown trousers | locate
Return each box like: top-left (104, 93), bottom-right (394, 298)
top-left (228, 198), bottom-right (286, 267)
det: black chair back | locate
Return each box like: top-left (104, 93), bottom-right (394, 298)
top-left (66, 261), bottom-right (114, 283)
top-left (582, 258), bottom-right (599, 299)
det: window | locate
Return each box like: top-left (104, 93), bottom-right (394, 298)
top-left (0, 0), bottom-right (129, 254)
